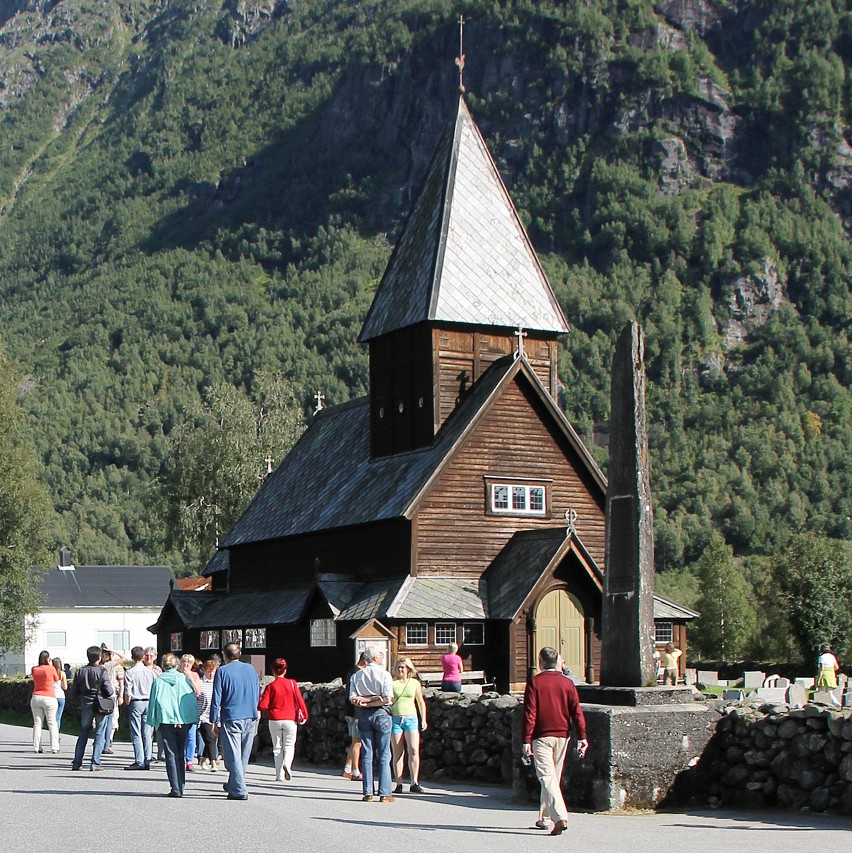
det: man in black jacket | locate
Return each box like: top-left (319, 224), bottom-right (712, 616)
top-left (70, 645), bottom-right (115, 771)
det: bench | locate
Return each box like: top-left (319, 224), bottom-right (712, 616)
top-left (420, 670), bottom-right (494, 691)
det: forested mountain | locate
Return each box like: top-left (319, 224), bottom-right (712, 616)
top-left (0, 1), bottom-right (849, 611)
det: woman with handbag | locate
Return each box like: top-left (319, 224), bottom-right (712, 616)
top-left (147, 653), bottom-right (199, 798)
top-left (391, 657), bottom-right (427, 794)
top-left (258, 657), bottom-right (308, 782)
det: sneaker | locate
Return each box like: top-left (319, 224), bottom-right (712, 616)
top-left (361, 795), bottom-right (373, 802)
top-left (186, 762), bottom-right (194, 772)
top-left (410, 783), bottom-right (424, 794)
top-left (379, 796), bottom-right (395, 803)
top-left (534, 819), bottom-right (551, 830)
top-left (102, 748), bottom-right (114, 755)
top-left (393, 783), bottom-right (404, 794)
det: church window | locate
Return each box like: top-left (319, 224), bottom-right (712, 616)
top-left (655, 622), bottom-right (673, 644)
top-left (405, 622), bottom-right (427, 646)
top-left (310, 618), bottom-right (336, 647)
top-left (463, 623), bottom-right (484, 645)
top-left (487, 479), bottom-right (549, 516)
top-left (435, 622), bottom-right (456, 646)
top-left (200, 630), bottom-right (220, 649)
top-left (244, 627), bottom-right (266, 648)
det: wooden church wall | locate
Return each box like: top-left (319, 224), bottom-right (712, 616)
top-left (413, 376), bottom-right (605, 578)
top-left (227, 519), bottom-right (412, 589)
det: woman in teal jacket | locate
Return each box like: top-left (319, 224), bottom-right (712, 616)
top-left (148, 653), bottom-right (199, 798)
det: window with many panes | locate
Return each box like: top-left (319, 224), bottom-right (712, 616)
top-left (655, 622), bottom-right (673, 643)
top-left (170, 632), bottom-right (183, 651)
top-left (435, 622), bottom-right (456, 646)
top-left (463, 623), bottom-right (485, 645)
top-left (405, 622), bottom-right (427, 646)
top-left (310, 618), bottom-right (336, 647)
top-left (244, 628), bottom-right (266, 648)
top-left (487, 479), bottom-right (548, 516)
top-left (200, 630), bottom-right (220, 650)
top-left (222, 628), bottom-right (242, 647)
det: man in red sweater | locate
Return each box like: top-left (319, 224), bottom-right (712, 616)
top-left (522, 647), bottom-right (588, 836)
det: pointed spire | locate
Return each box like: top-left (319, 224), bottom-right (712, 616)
top-left (360, 98), bottom-right (569, 342)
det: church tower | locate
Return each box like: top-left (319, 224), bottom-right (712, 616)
top-left (359, 97), bottom-right (569, 458)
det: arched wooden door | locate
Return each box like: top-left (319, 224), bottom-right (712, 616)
top-left (535, 589), bottom-right (585, 677)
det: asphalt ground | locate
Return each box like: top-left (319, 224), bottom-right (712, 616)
top-left (2, 722), bottom-right (848, 852)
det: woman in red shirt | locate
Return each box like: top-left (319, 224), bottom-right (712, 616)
top-left (257, 658), bottom-right (308, 782)
top-left (31, 650), bottom-right (60, 753)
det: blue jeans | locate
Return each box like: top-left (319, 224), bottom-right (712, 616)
top-left (358, 708), bottom-right (392, 797)
top-left (56, 698), bottom-right (66, 729)
top-left (128, 699), bottom-right (153, 767)
top-left (159, 724), bottom-right (188, 796)
top-left (220, 718), bottom-right (255, 797)
top-left (73, 703), bottom-right (110, 768)
top-left (184, 723), bottom-right (197, 763)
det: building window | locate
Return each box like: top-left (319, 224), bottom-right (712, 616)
top-left (310, 619), bottom-right (336, 647)
top-left (435, 622), bottom-right (456, 646)
top-left (463, 623), bottom-right (485, 646)
top-left (655, 622), bottom-right (673, 644)
top-left (200, 630), bottom-right (220, 650)
top-left (45, 631), bottom-right (66, 646)
top-left (486, 478), bottom-right (549, 516)
top-left (170, 632), bottom-right (183, 651)
top-left (244, 628), bottom-right (266, 649)
top-left (405, 622), bottom-right (427, 646)
top-left (96, 631), bottom-right (129, 650)
top-left (222, 629), bottom-right (242, 647)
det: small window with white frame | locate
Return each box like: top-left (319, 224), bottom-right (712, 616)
top-left (244, 627), bottom-right (266, 649)
top-left (200, 630), bottom-right (220, 650)
top-left (463, 622), bottom-right (485, 646)
top-left (486, 478), bottom-right (549, 516)
top-left (45, 631), bottom-right (66, 646)
top-left (405, 622), bottom-right (427, 646)
top-left (170, 632), bottom-right (183, 652)
top-left (310, 618), bottom-right (336, 647)
top-left (435, 622), bottom-right (457, 646)
top-left (655, 622), bottom-right (673, 644)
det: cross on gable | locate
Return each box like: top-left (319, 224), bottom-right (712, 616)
top-left (455, 15), bottom-right (466, 93)
top-left (513, 327), bottom-right (527, 360)
top-left (313, 391), bottom-right (325, 415)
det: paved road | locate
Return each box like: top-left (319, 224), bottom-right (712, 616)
top-left (2, 723), bottom-right (847, 851)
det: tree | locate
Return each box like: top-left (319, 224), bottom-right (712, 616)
top-left (158, 375), bottom-right (306, 567)
top-left (691, 533), bottom-right (756, 661)
top-left (0, 349), bottom-right (52, 653)
top-left (775, 533), bottom-right (852, 663)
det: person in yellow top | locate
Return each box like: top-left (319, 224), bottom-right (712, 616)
top-left (661, 643), bottom-right (683, 685)
top-left (391, 657), bottom-right (427, 794)
top-left (817, 643), bottom-right (840, 688)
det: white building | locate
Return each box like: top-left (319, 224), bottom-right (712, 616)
top-left (1, 557), bottom-right (173, 675)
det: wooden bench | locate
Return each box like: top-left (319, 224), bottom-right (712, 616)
top-left (420, 670), bottom-right (494, 691)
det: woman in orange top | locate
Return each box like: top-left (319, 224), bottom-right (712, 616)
top-left (31, 650), bottom-right (60, 753)
top-left (257, 658), bottom-right (308, 782)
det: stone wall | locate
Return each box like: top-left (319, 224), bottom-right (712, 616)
top-left (663, 699), bottom-right (852, 815)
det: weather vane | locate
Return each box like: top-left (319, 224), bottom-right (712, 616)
top-left (455, 14), bottom-right (465, 94)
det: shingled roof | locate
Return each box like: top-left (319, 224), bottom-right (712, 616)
top-left (359, 97), bottom-right (569, 341)
top-left (39, 565), bottom-right (173, 609)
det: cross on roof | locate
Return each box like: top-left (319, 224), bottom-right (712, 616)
top-left (455, 15), bottom-right (466, 93)
top-left (513, 327), bottom-right (527, 360)
top-left (313, 391), bottom-right (325, 415)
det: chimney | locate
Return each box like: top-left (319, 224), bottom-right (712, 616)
top-left (58, 547), bottom-right (75, 571)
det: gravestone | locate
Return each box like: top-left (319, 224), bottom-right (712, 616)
top-left (600, 323), bottom-right (655, 687)
top-left (723, 689), bottom-right (745, 701)
top-left (683, 668), bottom-right (697, 686)
top-left (776, 677), bottom-right (790, 688)
top-left (844, 689), bottom-right (852, 708)
top-left (743, 671), bottom-right (766, 690)
top-left (756, 687), bottom-right (788, 703)
top-left (697, 670), bottom-right (719, 686)
top-left (795, 677), bottom-right (815, 690)
top-left (785, 683), bottom-right (807, 707)
top-left (811, 689), bottom-right (842, 707)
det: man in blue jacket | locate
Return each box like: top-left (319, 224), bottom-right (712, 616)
top-left (210, 643), bottom-right (260, 800)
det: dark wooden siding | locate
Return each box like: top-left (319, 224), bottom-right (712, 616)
top-left (414, 375), bottom-right (605, 578)
top-left (227, 520), bottom-right (412, 590)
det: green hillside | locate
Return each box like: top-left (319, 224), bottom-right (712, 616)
top-left (0, 0), bottom-right (849, 630)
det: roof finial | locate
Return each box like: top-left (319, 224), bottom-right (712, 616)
top-left (455, 14), bottom-right (466, 94)
top-left (313, 391), bottom-right (325, 415)
top-left (513, 327), bottom-right (527, 360)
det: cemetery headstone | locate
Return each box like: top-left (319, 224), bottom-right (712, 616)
top-left (743, 671), bottom-right (766, 690)
top-left (785, 683), bottom-right (807, 707)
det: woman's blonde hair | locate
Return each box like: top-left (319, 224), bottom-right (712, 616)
top-left (179, 654), bottom-right (195, 670)
top-left (448, 642), bottom-right (458, 654)
top-left (395, 657), bottom-right (421, 681)
top-left (160, 653), bottom-right (178, 670)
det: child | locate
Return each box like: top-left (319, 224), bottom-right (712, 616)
top-left (661, 642), bottom-right (682, 686)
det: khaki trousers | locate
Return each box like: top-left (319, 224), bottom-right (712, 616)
top-left (532, 735), bottom-right (569, 823)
